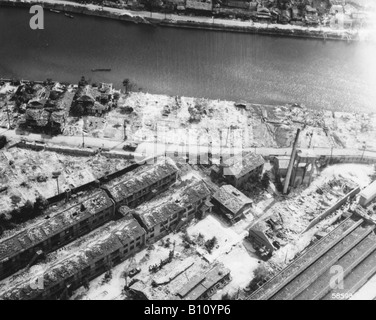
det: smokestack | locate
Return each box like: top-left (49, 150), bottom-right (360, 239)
top-left (283, 128), bottom-right (301, 194)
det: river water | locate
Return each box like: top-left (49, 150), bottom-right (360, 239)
top-left (1, 6), bottom-right (376, 112)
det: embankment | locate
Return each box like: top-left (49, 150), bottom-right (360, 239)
top-left (0, 0), bottom-right (360, 41)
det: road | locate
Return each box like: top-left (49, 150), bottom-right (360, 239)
top-left (2, 128), bottom-right (376, 162)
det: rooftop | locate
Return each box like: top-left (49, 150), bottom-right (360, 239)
top-left (0, 216), bottom-right (145, 300)
top-left (106, 157), bottom-right (179, 203)
top-left (359, 180), bottom-right (376, 200)
top-left (213, 184), bottom-right (253, 216)
top-left (134, 178), bottom-right (211, 230)
top-left (223, 152), bottom-right (265, 179)
top-left (175, 264), bottom-right (231, 300)
top-left (0, 189), bottom-right (113, 262)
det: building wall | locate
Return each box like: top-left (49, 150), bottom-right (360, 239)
top-left (11, 220), bottom-right (146, 300)
top-left (113, 171), bottom-right (178, 209)
top-left (144, 195), bottom-right (211, 243)
top-left (226, 164), bottom-right (263, 189)
top-left (0, 198), bottom-right (116, 281)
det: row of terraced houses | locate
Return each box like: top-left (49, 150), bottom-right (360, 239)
top-left (0, 157), bottom-right (213, 300)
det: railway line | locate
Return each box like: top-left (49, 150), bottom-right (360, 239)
top-left (247, 213), bottom-right (376, 300)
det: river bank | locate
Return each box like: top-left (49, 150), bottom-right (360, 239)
top-left (0, 0), bottom-right (369, 41)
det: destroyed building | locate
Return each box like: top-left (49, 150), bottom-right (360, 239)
top-left (73, 83), bottom-right (115, 117)
top-left (221, 152), bottom-right (265, 189)
top-left (132, 178), bottom-right (212, 242)
top-left (19, 84), bottom-right (75, 134)
top-left (0, 215), bottom-right (146, 300)
top-left (0, 189), bottom-right (115, 280)
top-left (212, 184), bottom-right (253, 224)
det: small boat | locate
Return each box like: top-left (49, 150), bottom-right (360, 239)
top-left (65, 13), bottom-right (74, 19)
top-left (50, 9), bottom-right (61, 13)
top-left (91, 68), bottom-right (112, 72)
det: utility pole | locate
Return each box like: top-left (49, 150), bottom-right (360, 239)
top-left (82, 128), bottom-right (88, 148)
top-left (283, 128), bottom-right (301, 195)
top-left (52, 171), bottom-right (61, 195)
top-left (123, 120), bottom-right (127, 141)
top-left (5, 103), bottom-right (11, 129)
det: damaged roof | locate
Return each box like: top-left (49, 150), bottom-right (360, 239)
top-left (176, 264), bottom-right (231, 300)
top-left (0, 189), bottom-right (113, 263)
top-left (0, 216), bottom-right (145, 300)
top-left (134, 179), bottom-right (211, 230)
top-left (106, 157), bottom-right (179, 203)
top-left (213, 184), bottom-right (252, 216)
top-left (223, 152), bottom-right (265, 179)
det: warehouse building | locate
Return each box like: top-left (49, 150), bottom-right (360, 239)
top-left (0, 189), bottom-right (115, 280)
top-left (104, 157), bottom-right (179, 209)
top-left (133, 178), bottom-right (212, 242)
top-left (0, 215), bottom-right (146, 300)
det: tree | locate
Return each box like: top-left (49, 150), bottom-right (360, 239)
top-left (78, 76), bottom-right (88, 88)
top-left (34, 195), bottom-right (49, 211)
top-left (261, 172), bottom-right (270, 190)
top-left (71, 104), bottom-right (85, 117)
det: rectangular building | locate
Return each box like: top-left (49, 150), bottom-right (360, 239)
top-left (221, 152), bottom-right (265, 189)
top-left (212, 184), bottom-right (253, 224)
top-left (359, 180), bottom-right (376, 208)
top-left (132, 178), bottom-right (212, 242)
top-left (0, 215), bottom-right (145, 300)
top-left (0, 189), bottom-right (114, 280)
top-left (104, 157), bottom-right (179, 208)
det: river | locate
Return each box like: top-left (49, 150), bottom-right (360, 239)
top-left (1, 6), bottom-right (376, 112)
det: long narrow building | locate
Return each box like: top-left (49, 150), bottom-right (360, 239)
top-left (0, 177), bottom-right (213, 300)
top-left (103, 157), bottom-right (179, 208)
top-left (132, 178), bottom-right (213, 243)
top-left (0, 189), bottom-right (115, 280)
top-left (0, 215), bottom-right (146, 300)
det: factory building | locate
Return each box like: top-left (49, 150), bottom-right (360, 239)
top-left (0, 215), bottom-right (146, 300)
top-left (104, 157), bottom-right (179, 209)
top-left (133, 178), bottom-right (212, 242)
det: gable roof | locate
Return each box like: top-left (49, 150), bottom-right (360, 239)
top-left (0, 190), bottom-right (113, 263)
top-left (213, 184), bottom-right (252, 216)
top-left (223, 152), bottom-right (265, 179)
top-left (106, 157), bottom-right (179, 203)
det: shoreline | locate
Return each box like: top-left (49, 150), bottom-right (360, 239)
top-left (0, 0), bottom-right (369, 42)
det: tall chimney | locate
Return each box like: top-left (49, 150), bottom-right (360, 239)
top-left (283, 128), bottom-right (301, 194)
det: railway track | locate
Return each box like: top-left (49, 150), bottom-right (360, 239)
top-left (271, 223), bottom-right (376, 300)
top-left (248, 216), bottom-right (362, 300)
top-left (296, 231), bottom-right (376, 300)
top-left (322, 248), bottom-right (376, 300)
top-left (248, 214), bottom-right (376, 300)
